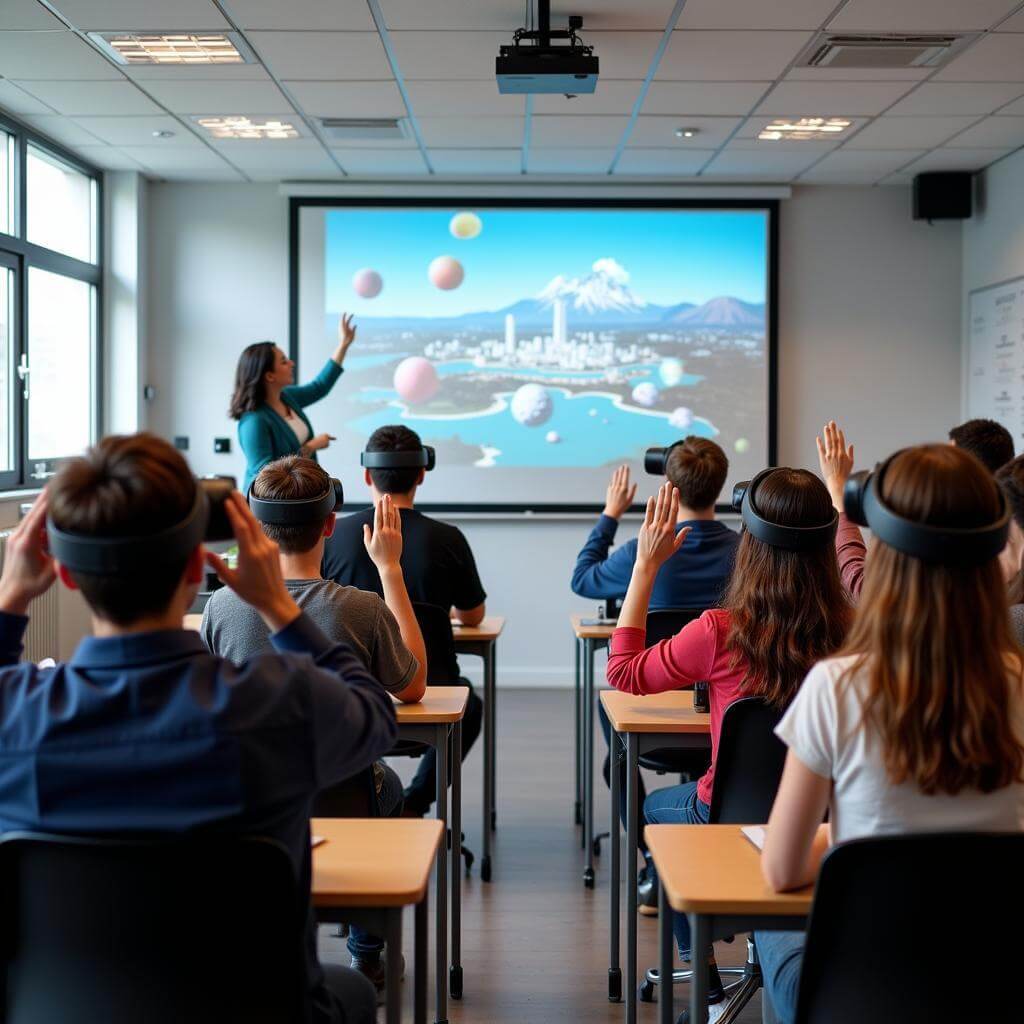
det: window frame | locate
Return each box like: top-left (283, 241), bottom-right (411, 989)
top-left (0, 110), bottom-right (103, 492)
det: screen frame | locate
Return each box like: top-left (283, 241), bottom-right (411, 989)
top-left (288, 195), bottom-right (779, 515)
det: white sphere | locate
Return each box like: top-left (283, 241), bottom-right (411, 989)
top-left (631, 382), bottom-right (659, 408)
top-left (659, 358), bottom-right (685, 387)
top-left (352, 268), bottom-right (383, 299)
top-left (428, 255), bottom-right (464, 290)
top-left (545, 430), bottom-right (561, 444)
top-left (669, 406), bottom-right (694, 430)
top-left (510, 384), bottom-right (553, 428)
top-left (449, 211), bottom-right (482, 240)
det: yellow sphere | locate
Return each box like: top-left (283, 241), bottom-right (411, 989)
top-left (734, 438), bottom-right (750, 454)
top-left (450, 211), bottom-right (482, 240)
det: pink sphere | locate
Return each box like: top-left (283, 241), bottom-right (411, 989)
top-left (352, 268), bottom-right (383, 299)
top-left (393, 356), bottom-right (439, 405)
top-left (428, 255), bottom-right (464, 291)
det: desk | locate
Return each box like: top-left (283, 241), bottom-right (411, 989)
top-left (645, 825), bottom-right (812, 1024)
top-left (451, 616), bottom-right (505, 883)
top-left (394, 687), bottom-right (469, 1021)
top-left (570, 615), bottom-right (616, 888)
top-left (601, 689), bottom-right (712, 1022)
top-left (312, 818), bottom-right (443, 1024)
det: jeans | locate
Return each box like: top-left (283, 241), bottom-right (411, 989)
top-left (347, 764), bottom-right (405, 961)
top-left (322, 962), bottom-right (378, 1024)
top-left (754, 931), bottom-right (805, 1024)
top-left (643, 780), bottom-right (711, 958)
top-left (403, 679), bottom-right (484, 817)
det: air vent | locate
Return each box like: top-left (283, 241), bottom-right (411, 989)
top-left (319, 118), bottom-right (409, 142)
top-left (798, 33), bottom-right (972, 70)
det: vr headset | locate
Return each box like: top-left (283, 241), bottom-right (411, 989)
top-left (360, 445), bottom-right (436, 472)
top-left (844, 451), bottom-right (1010, 566)
top-left (644, 441), bottom-right (683, 476)
top-left (731, 468), bottom-right (838, 551)
top-left (46, 476), bottom-right (236, 575)
top-left (248, 477), bottom-right (344, 525)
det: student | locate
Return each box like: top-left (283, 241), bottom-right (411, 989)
top-left (0, 434), bottom-right (397, 1024)
top-left (995, 455), bottom-right (1024, 645)
top-left (322, 424), bottom-right (484, 817)
top-left (201, 455), bottom-right (426, 994)
top-left (757, 445), bottom-right (1024, 1024)
top-left (816, 420), bottom-right (866, 599)
top-left (571, 437), bottom-right (739, 610)
top-left (949, 417), bottom-right (1014, 473)
top-left (606, 475), bottom-right (850, 1019)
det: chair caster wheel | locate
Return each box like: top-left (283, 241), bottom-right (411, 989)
top-left (463, 848), bottom-right (475, 875)
top-left (481, 856), bottom-right (492, 882)
top-left (450, 965), bottom-right (463, 1000)
top-left (608, 968), bottom-right (622, 1002)
top-left (583, 867), bottom-right (595, 888)
top-left (639, 979), bottom-right (656, 1003)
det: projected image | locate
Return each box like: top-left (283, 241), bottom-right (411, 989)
top-left (298, 204), bottom-right (770, 506)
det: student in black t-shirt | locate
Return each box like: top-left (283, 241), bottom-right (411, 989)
top-left (323, 424), bottom-right (485, 817)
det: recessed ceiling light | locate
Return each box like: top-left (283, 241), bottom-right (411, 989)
top-left (194, 116), bottom-right (300, 140)
top-left (674, 127), bottom-right (699, 139)
top-left (151, 130), bottom-right (175, 139)
top-left (758, 117), bottom-right (852, 141)
top-left (88, 31), bottom-right (255, 65)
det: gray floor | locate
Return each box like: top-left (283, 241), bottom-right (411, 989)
top-left (320, 687), bottom-right (765, 1024)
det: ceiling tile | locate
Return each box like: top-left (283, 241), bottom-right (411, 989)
top-left (48, 0), bottom-right (228, 30)
top-left (122, 63), bottom-right (271, 81)
top-left (785, 66), bottom-right (932, 81)
top-left (247, 31), bottom-right (393, 80)
top-left (945, 116), bottom-right (1024, 149)
top-left (998, 11), bottom-right (1024, 31)
top-left (613, 148), bottom-right (716, 174)
top-left (584, 32), bottom-right (665, 79)
top-left (0, 30), bottom-right (121, 79)
top-left (13, 79), bottom-right (162, 116)
top-left (755, 80), bottom-right (916, 116)
top-left (530, 115), bottom-right (628, 147)
top-left (828, 0), bottom-right (1019, 32)
top-left (532, 81), bottom-right (643, 116)
top-left (887, 82), bottom-right (1024, 115)
top-left (72, 145), bottom-right (148, 171)
top-left (0, 1), bottom-right (65, 30)
top-left (428, 148), bottom-right (521, 173)
top-left (20, 114), bottom-right (108, 146)
top-left (210, 141), bottom-right (338, 177)
top-left (137, 79), bottom-right (292, 114)
top-left (380, 1), bottom-right (679, 30)
top-left (660, 30), bottom-right (811, 81)
top-left (798, 149), bottom-right (925, 183)
top-left (727, 138), bottom-right (839, 153)
top-left (0, 79), bottom-right (56, 116)
top-left (999, 94), bottom-right (1024, 115)
top-left (903, 147), bottom-right (1010, 173)
top-left (642, 81), bottom-right (768, 116)
top-left (229, 0), bottom-right (376, 31)
top-left (334, 148), bottom-right (429, 174)
top-left (117, 145), bottom-right (237, 172)
top-left (678, 0), bottom-right (839, 29)
top-left (418, 115), bottom-right (522, 147)
top-left (281, 80), bottom-right (405, 118)
top-left (703, 145), bottom-right (823, 177)
top-left (628, 115), bottom-right (742, 147)
top-left (845, 115), bottom-right (978, 149)
top-left (405, 80), bottom-right (525, 116)
top-left (390, 31), bottom-right (507, 80)
top-left (527, 148), bottom-right (615, 173)
top-left (934, 33), bottom-right (1024, 81)
top-left (73, 115), bottom-right (204, 146)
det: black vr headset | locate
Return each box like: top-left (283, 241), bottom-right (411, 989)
top-left (46, 476), bottom-right (236, 575)
top-left (731, 468), bottom-right (839, 551)
top-left (644, 441), bottom-right (683, 476)
top-left (360, 445), bottom-right (436, 472)
top-left (248, 478), bottom-right (344, 525)
top-left (843, 451), bottom-right (1011, 566)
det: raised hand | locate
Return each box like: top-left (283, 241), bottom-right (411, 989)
top-left (816, 420), bottom-right (855, 512)
top-left (603, 464), bottom-right (638, 520)
top-left (363, 493), bottom-right (403, 574)
top-left (0, 490), bottom-right (57, 615)
top-left (635, 482), bottom-right (689, 573)
top-left (338, 313), bottom-right (357, 354)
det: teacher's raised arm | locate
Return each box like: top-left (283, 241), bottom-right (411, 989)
top-left (229, 314), bottom-right (356, 493)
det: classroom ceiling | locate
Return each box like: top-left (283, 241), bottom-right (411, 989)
top-left (3, 0), bottom-right (1024, 185)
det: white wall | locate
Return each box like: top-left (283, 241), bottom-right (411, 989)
top-left (145, 182), bottom-right (963, 686)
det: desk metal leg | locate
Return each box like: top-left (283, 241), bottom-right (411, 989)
top-left (450, 719), bottom-right (463, 1000)
top-left (384, 907), bottom-right (402, 1024)
top-left (482, 646), bottom-right (494, 882)
top-left (690, 913), bottom-right (709, 1024)
top-left (573, 637), bottom-right (582, 827)
top-left (415, 893), bottom-right (428, 1024)
top-left (625, 732), bottom-right (639, 1024)
top-left (435, 724), bottom-right (449, 1024)
top-left (583, 638), bottom-right (595, 888)
top-left (488, 643), bottom-right (497, 832)
top-left (608, 727), bottom-right (622, 1002)
top-left (658, 885), bottom-right (673, 1024)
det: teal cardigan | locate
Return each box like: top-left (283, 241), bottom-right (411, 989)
top-left (238, 359), bottom-right (343, 494)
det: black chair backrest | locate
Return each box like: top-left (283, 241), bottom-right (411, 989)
top-left (0, 832), bottom-right (309, 1024)
top-left (413, 601), bottom-right (459, 684)
top-left (708, 697), bottom-right (786, 824)
top-left (795, 833), bottom-right (1024, 1023)
top-left (645, 608), bottom-right (704, 646)
top-left (312, 766), bottom-right (378, 818)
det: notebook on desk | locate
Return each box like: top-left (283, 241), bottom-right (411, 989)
top-left (741, 825), bottom-right (766, 851)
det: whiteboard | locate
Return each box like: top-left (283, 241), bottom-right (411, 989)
top-left (967, 275), bottom-right (1024, 447)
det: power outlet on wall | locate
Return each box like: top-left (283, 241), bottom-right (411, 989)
top-left (214, 438), bottom-right (231, 454)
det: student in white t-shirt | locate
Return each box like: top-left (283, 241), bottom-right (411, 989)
top-left (756, 444), bottom-right (1024, 1024)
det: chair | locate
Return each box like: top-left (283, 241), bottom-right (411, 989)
top-left (0, 832), bottom-right (308, 1024)
top-left (790, 832), bottom-right (1024, 1023)
top-left (639, 697), bottom-right (787, 1020)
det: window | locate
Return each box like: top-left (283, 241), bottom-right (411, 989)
top-left (0, 115), bottom-right (102, 490)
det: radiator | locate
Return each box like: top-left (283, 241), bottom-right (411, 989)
top-left (0, 531), bottom-right (61, 663)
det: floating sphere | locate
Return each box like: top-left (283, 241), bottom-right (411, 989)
top-left (669, 406), bottom-right (694, 430)
top-left (428, 255), bottom-right (464, 291)
top-left (631, 382), bottom-right (659, 408)
top-left (510, 384), bottom-right (553, 428)
top-left (352, 268), bottom-right (383, 299)
top-left (588, 408), bottom-right (598, 417)
top-left (393, 356), bottom-right (439, 405)
top-left (734, 437), bottom-right (750, 454)
top-left (545, 430), bottom-right (561, 444)
top-left (659, 358), bottom-right (685, 387)
top-left (449, 211), bottom-right (482, 240)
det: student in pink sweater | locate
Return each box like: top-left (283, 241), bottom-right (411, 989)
top-left (606, 475), bottom-right (851, 1019)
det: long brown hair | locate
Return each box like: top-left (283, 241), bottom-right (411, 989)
top-left (841, 444), bottom-right (1024, 795)
top-left (229, 341), bottom-right (277, 420)
top-left (996, 454), bottom-right (1024, 605)
top-left (724, 468), bottom-right (852, 706)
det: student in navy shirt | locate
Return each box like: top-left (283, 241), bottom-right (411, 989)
top-left (0, 434), bottom-right (397, 1024)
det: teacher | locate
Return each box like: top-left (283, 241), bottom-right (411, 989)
top-left (230, 314), bottom-right (357, 494)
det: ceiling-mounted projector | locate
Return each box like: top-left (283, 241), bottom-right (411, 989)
top-left (496, 5), bottom-right (598, 95)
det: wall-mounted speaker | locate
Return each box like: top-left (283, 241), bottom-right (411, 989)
top-left (912, 171), bottom-right (972, 221)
